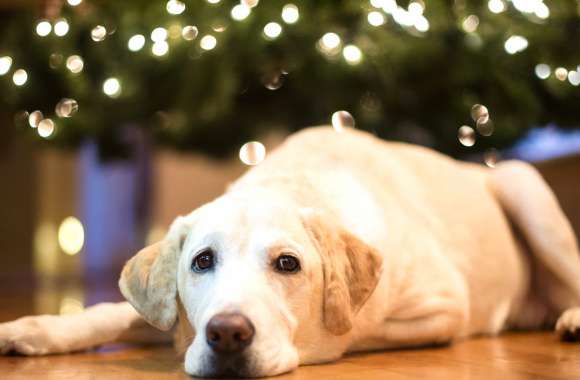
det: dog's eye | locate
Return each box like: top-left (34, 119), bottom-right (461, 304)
top-left (192, 249), bottom-right (215, 272)
top-left (274, 254), bottom-right (301, 273)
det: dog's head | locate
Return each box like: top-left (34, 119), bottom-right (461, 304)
top-left (119, 193), bottom-right (383, 377)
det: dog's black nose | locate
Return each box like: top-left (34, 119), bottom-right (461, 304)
top-left (206, 313), bottom-right (255, 353)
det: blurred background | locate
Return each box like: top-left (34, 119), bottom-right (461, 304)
top-left (0, 0), bottom-right (579, 317)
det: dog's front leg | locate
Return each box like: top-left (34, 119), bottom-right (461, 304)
top-left (0, 302), bottom-right (169, 355)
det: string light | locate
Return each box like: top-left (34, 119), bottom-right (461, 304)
top-left (343, 44), bottom-right (362, 65)
top-left (231, 4), bottom-right (251, 21)
top-left (200, 35), bottom-right (217, 50)
top-left (35, 20), bottom-right (52, 37)
top-left (166, 0), bottom-right (185, 15)
top-left (12, 69), bottom-right (28, 86)
top-left (54, 19), bottom-right (70, 37)
top-left (91, 25), bottom-right (107, 42)
top-left (239, 141), bottom-right (266, 165)
top-left (103, 77), bottom-right (121, 97)
top-left (0, 56), bottom-right (12, 75)
top-left (29, 111), bottom-right (43, 128)
top-left (152, 41), bottom-right (169, 56)
top-left (128, 34), bottom-right (146, 51)
top-left (263, 22), bottom-right (282, 39)
top-left (182, 26), bottom-right (199, 40)
top-left (367, 11), bottom-right (386, 26)
top-left (281, 4), bottom-right (300, 24)
top-left (488, 0), bottom-right (506, 13)
top-left (331, 110), bottom-right (355, 132)
top-left (67, 0), bottom-right (82, 6)
top-left (504, 35), bottom-right (528, 54)
top-left (535, 63), bottom-right (550, 79)
top-left (66, 55), bottom-right (84, 73)
top-left (37, 118), bottom-right (55, 138)
top-left (151, 27), bottom-right (168, 42)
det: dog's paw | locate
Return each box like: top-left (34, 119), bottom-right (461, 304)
top-left (0, 316), bottom-right (59, 355)
top-left (555, 307), bottom-right (580, 342)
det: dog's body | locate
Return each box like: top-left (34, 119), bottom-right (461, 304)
top-left (1, 127), bottom-right (579, 377)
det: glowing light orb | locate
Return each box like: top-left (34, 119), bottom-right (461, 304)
top-left (37, 118), bottom-right (56, 138)
top-left (66, 55), bottom-right (84, 73)
top-left (458, 126), bottom-right (476, 147)
top-left (103, 77), bottom-right (121, 97)
top-left (128, 34), bottom-right (146, 51)
top-left (239, 141), bottom-right (266, 166)
top-left (0, 56), bottom-right (12, 75)
top-left (263, 22), bottom-right (282, 39)
top-left (343, 45), bottom-right (362, 65)
top-left (231, 4), bottom-right (251, 21)
top-left (282, 4), bottom-right (300, 24)
top-left (182, 26), bottom-right (199, 40)
top-left (331, 110), bottom-right (355, 132)
top-left (12, 69), bottom-right (28, 86)
top-left (55, 98), bottom-right (79, 118)
top-left (200, 35), bottom-right (217, 50)
top-left (36, 20), bottom-right (52, 37)
top-left (58, 216), bottom-right (84, 255)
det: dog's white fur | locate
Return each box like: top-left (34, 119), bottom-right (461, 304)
top-left (1, 127), bottom-right (580, 377)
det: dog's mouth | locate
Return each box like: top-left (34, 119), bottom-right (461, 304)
top-left (196, 352), bottom-right (258, 378)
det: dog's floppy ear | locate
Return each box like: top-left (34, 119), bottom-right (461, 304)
top-left (301, 210), bottom-right (383, 336)
top-left (119, 216), bottom-right (189, 331)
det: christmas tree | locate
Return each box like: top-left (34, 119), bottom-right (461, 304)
top-left (1, 0), bottom-right (579, 159)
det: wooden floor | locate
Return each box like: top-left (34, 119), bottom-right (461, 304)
top-left (1, 281), bottom-right (579, 380)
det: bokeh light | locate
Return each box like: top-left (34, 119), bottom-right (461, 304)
top-left (91, 25), bottom-right (107, 42)
top-left (263, 22), bottom-right (282, 39)
top-left (343, 45), bottom-right (362, 65)
top-left (66, 55), bottom-right (84, 73)
top-left (231, 4), bottom-right (251, 21)
top-left (239, 141), bottom-right (266, 165)
top-left (331, 110), bottom-right (355, 132)
top-left (35, 20), bottom-right (51, 37)
top-left (54, 19), bottom-right (70, 37)
top-left (281, 4), bottom-right (299, 24)
top-left (55, 98), bottom-right (79, 118)
top-left (182, 25), bottom-right (199, 40)
top-left (458, 125), bottom-right (476, 147)
top-left (166, 0), bottom-right (186, 15)
top-left (12, 69), bottom-right (28, 86)
top-left (29, 110), bottom-right (43, 128)
top-left (58, 216), bottom-right (85, 256)
top-left (200, 34), bottom-right (217, 50)
top-left (128, 34), bottom-right (146, 51)
top-left (37, 118), bottom-right (55, 138)
top-left (0, 56), bottom-right (12, 75)
top-left (103, 77), bottom-right (121, 97)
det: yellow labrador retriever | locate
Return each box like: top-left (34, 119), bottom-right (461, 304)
top-left (1, 127), bottom-right (579, 377)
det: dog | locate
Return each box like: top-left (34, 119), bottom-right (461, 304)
top-left (1, 126), bottom-right (579, 377)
